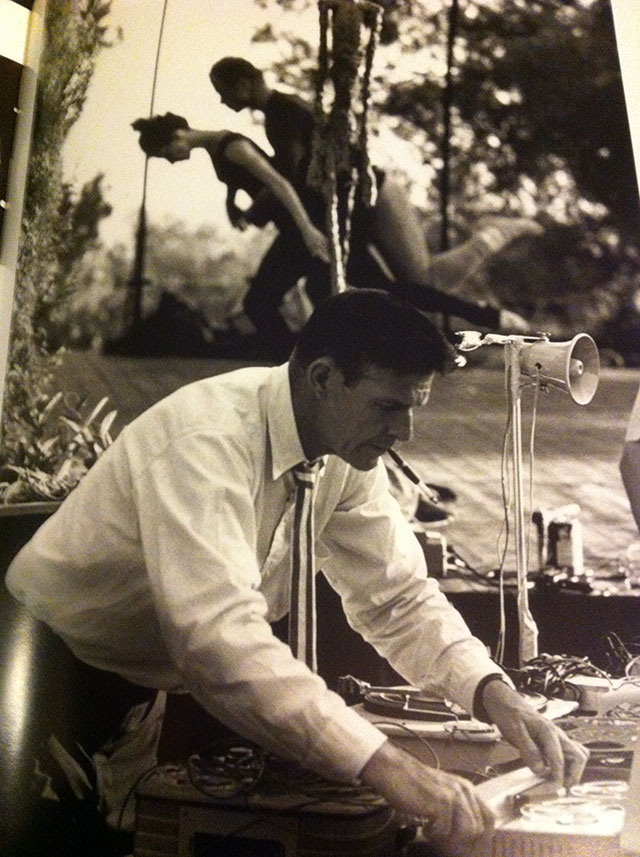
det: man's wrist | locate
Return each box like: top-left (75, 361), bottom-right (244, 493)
top-left (473, 673), bottom-right (508, 723)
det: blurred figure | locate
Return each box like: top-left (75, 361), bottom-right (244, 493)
top-left (621, 383), bottom-right (640, 532)
top-left (132, 112), bottom-right (330, 358)
top-left (210, 56), bottom-right (540, 333)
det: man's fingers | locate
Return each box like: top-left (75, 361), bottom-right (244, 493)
top-left (561, 735), bottom-right (590, 787)
top-left (429, 778), bottom-right (494, 852)
top-left (501, 719), bottom-right (549, 777)
top-left (535, 722), bottom-right (565, 782)
top-left (505, 714), bottom-right (589, 787)
top-left (528, 720), bottom-right (589, 786)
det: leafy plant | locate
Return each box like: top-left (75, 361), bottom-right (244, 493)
top-left (255, 0), bottom-right (640, 358)
top-left (0, 1), bottom-right (117, 493)
top-left (0, 392), bottom-right (117, 503)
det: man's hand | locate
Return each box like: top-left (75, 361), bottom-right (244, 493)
top-left (361, 740), bottom-right (495, 857)
top-left (481, 679), bottom-right (589, 786)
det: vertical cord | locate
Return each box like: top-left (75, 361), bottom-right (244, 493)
top-left (495, 363), bottom-right (513, 665)
top-left (497, 363), bottom-right (541, 667)
top-left (527, 375), bottom-right (540, 579)
top-left (129, 0), bottom-right (170, 331)
top-left (495, 405), bottom-right (511, 665)
top-left (143, 0), bottom-right (170, 202)
top-left (438, 0), bottom-right (459, 337)
top-left (440, 0), bottom-right (458, 254)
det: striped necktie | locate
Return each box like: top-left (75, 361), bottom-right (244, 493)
top-left (289, 459), bottom-right (323, 672)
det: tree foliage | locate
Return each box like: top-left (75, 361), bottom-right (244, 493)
top-left (252, 0), bottom-right (640, 356)
top-left (1, 0), bottom-right (116, 466)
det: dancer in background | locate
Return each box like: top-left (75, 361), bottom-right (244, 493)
top-left (210, 56), bottom-right (539, 333)
top-left (132, 112), bottom-right (330, 359)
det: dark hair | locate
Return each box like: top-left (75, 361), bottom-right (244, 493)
top-left (209, 57), bottom-right (262, 88)
top-left (292, 289), bottom-right (457, 385)
top-left (131, 112), bottom-right (189, 156)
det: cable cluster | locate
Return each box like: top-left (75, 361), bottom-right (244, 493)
top-left (506, 653), bottom-right (609, 699)
top-left (186, 740), bottom-right (386, 809)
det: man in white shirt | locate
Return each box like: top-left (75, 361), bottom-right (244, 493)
top-left (7, 289), bottom-right (586, 857)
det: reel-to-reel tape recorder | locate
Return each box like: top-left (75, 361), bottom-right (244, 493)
top-left (476, 717), bottom-right (639, 857)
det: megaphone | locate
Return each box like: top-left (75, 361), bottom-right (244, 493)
top-left (519, 333), bottom-right (600, 405)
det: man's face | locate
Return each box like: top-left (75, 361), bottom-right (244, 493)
top-left (211, 76), bottom-right (251, 111)
top-left (315, 363), bottom-right (434, 471)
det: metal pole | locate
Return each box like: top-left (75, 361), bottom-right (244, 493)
top-left (506, 341), bottom-right (539, 666)
top-left (440, 0), bottom-right (458, 254)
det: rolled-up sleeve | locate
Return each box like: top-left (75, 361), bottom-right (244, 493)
top-left (319, 461), bottom-right (507, 714)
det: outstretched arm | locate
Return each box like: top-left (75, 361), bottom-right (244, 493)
top-left (224, 138), bottom-right (330, 263)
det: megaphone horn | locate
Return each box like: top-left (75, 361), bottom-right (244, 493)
top-left (520, 333), bottom-right (600, 405)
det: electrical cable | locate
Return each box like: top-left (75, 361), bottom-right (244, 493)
top-left (495, 366), bottom-right (542, 667)
top-left (187, 742), bottom-right (266, 800)
top-left (143, 0), bottom-right (169, 192)
top-left (210, 797), bottom-right (397, 848)
top-left (446, 544), bottom-right (502, 585)
top-left (113, 763), bottom-right (167, 857)
top-left (371, 720), bottom-right (441, 770)
top-left (186, 742), bottom-right (388, 809)
top-left (182, 741), bottom-right (398, 848)
top-left (128, 0), bottom-right (169, 331)
top-left (526, 374), bottom-right (540, 582)
top-left (603, 631), bottom-right (640, 677)
top-left (495, 391), bottom-right (513, 665)
top-left (506, 653), bottom-right (610, 699)
top-left (373, 720), bottom-right (497, 787)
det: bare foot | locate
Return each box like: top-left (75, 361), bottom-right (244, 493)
top-left (476, 216), bottom-right (543, 254)
top-left (499, 308), bottom-right (533, 333)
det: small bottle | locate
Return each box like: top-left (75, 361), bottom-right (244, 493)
top-left (532, 508), bottom-right (552, 570)
top-left (547, 515), bottom-right (583, 575)
top-left (533, 503), bottom-right (580, 571)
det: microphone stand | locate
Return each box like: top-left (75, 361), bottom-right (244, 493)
top-left (505, 340), bottom-right (538, 665)
top-left (455, 329), bottom-right (598, 668)
top-left (456, 331), bottom-right (543, 667)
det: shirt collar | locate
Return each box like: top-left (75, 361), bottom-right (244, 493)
top-left (266, 363), bottom-right (307, 481)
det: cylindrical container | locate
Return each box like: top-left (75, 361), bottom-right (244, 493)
top-left (547, 518), bottom-right (584, 575)
top-left (532, 508), bottom-right (552, 570)
top-left (532, 503), bottom-right (580, 571)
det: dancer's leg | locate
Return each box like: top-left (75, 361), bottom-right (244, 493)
top-left (423, 216), bottom-right (544, 301)
top-left (243, 232), bottom-right (317, 359)
top-left (369, 177), bottom-right (541, 289)
top-left (368, 178), bottom-right (432, 282)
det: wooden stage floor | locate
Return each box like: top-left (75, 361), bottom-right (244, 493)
top-left (53, 349), bottom-right (640, 574)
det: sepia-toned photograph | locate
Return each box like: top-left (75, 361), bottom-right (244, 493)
top-left (1, 1), bottom-right (640, 855)
top-left (0, 54), bottom-right (23, 242)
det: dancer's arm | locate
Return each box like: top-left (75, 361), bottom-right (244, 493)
top-left (225, 187), bottom-right (248, 230)
top-left (224, 139), bottom-right (329, 263)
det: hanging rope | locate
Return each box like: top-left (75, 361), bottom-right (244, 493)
top-left (308, 0), bottom-right (383, 294)
top-left (439, 0), bottom-right (458, 255)
top-left (128, 0), bottom-right (170, 332)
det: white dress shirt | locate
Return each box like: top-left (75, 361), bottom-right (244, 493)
top-left (7, 363), bottom-right (504, 781)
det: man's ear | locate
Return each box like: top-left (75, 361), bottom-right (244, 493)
top-left (307, 357), bottom-right (338, 399)
top-left (241, 78), bottom-right (256, 101)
